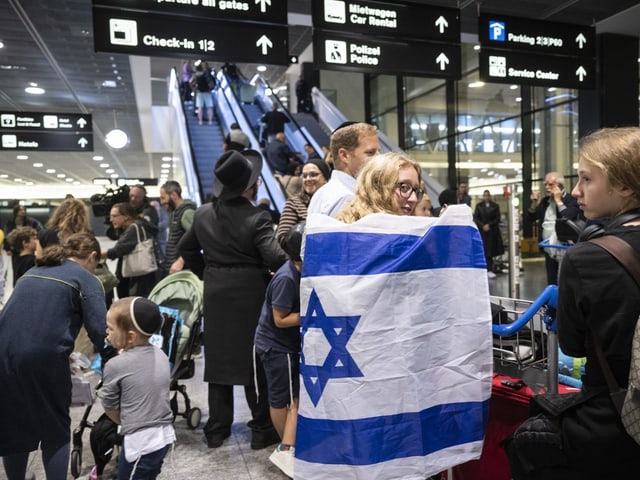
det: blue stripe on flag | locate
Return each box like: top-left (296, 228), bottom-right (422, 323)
top-left (296, 399), bottom-right (489, 465)
top-left (303, 225), bottom-right (486, 277)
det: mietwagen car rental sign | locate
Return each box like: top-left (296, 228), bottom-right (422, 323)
top-left (312, 0), bottom-right (461, 79)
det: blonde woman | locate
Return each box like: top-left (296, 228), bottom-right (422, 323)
top-left (337, 152), bottom-right (424, 223)
top-left (37, 198), bottom-right (91, 256)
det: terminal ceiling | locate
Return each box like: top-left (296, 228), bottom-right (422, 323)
top-left (0, 0), bottom-right (638, 199)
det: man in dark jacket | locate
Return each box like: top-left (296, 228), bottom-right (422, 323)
top-left (474, 190), bottom-right (504, 278)
top-left (527, 171), bottom-right (581, 284)
top-left (178, 150), bottom-right (287, 450)
top-left (261, 103), bottom-right (290, 143)
top-left (265, 132), bottom-right (303, 176)
top-left (159, 180), bottom-right (196, 275)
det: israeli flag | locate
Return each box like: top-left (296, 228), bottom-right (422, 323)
top-left (297, 205), bottom-right (493, 480)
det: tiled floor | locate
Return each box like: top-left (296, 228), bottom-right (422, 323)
top-left (4, 257), bottom-right (550, 480)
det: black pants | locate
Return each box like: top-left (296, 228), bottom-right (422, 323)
top-left (543, 251), bottom-right (559, 285)
top-left (204, 381), bottom-right (273, 438)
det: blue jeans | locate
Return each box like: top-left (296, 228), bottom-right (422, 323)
top-left (118, 443), bottom-right (170, 480)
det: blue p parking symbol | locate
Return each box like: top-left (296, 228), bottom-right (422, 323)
top-left (489, 21), bottom-right (506, 42)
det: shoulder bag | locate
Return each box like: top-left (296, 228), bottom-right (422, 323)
top-left (121, 223), bottom-right (158, 278)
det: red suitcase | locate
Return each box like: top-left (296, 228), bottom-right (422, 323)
top-left (452, 373), bottom-right (578, 480)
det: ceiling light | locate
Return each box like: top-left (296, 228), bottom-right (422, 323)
top-left (257, 65), bottom-right (267, 72)
top-left (17, 155), bottom-right (28, 160)
top-left (161, 163), bottom-right (170, 168)
top-left (0, 174), bottom-right (8, 178)
top-left (110, 173), bottom-right (119, 178)
top-left (57, 173), bottom-right (66, 178)
top-left (105, 169), bottom-right (115, 173)
top-left (473, 44), bottom-right (481, 51)
top-left (99, 163), bottom-right (109, 168)
top-left (105, 129), bottom-right (129, 149)
top-left (25, 83), bottom-right (45, 94)
top-left (93, 155), bottom-right (104, 161)
top-left (102, 80), bottom-right (117, 88)
top-left (46, 169), bottom-right (56, 173)
top-left (33, 163), bottom-right (43, 167)
top-left (0, 40), bottom-right (4, 49)
top-left (468, 81), bottom-right (485, 88)
top-left (93, 178), bottom-right (111, 185)
top-left (66, 178), bottom-right (74, 182)
top-left (509, 85), bottom-right (518, 90)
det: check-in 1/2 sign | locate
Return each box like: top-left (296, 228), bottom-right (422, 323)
top-left (93, 6), bottom-right (289, 64)
top-left (313, 31), bottom-right (460, 79)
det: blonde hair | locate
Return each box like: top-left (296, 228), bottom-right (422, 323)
top-left (45, 198), bottom-right (91, 242)
top-left (579, 127), bottom-right (640, 208)
top-left (337, 152), bottom-right (422, 223)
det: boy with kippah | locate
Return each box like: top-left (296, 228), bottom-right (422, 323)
top-left (254, 222), bottom-right (305, 479)
top-left (102, 297), bottom-right (175, 479)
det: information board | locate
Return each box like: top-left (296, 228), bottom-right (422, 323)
top-left (312, 0), bottom-right (459, 42)
top-left (92, 0), bottom-right (288, 25)
top-left (313, 31), bottom-right (460, 79)
top-left (478, 13), bottom-right (595, 58)
top-left (93, 6), bottom-right (289, 64)
top-left (479, 48), bottom-right (595, 89)
top-left (0, 112), bottom-right (93, 152)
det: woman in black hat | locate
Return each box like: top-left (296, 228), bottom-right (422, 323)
top-left (178, 150), bottom-right (287, 449)
top-left (275, 158), bottom-right (330, 249)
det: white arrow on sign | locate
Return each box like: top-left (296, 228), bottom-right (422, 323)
top-left (77, 118), bottom-right (87, 129)
top-left (435, 16), bottom-right (448, 34)
top-left (256, 35), bottom-right (273, 55)
top-left (78, 137), bottom-right (88, 148)
top-left (576, 66), bottom-right (587, 82)
top-left (575, 33), bottom-right (587, 49)
top-left (255, 0), bottom-right (271, 13)
top-left (436, 53), bottom-right (449, 71)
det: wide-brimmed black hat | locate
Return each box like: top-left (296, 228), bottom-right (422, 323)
top-left (212, 149), bottom-right (263, 200)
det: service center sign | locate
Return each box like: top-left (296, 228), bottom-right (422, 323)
top-left (479, 49), bottom-right (595, 89)
top-left (312, 0), bottom-right (459, 42)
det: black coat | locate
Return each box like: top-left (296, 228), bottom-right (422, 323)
top-left (527, 192), bottom-right (581, 241)
top-left (474, 200), bottom-right (504, 258)
top-left (555, 226), bottom-right (640, 474)
top-left (178, 198), bottom-right (287, 385)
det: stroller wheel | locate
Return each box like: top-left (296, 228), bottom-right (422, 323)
top-left (70, 448), bottom-right (82, 478)
top-left (187, 407), bottom-right (202, 430)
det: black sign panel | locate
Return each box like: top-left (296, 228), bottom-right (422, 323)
top-left (312, 0), bottom-right (459, 42)
top-left (93, 6), bottom-right (289, 64)
top-left (479, 49), bottom-right (595, 89)
top-left (92, 0), bottom-right (288, 26)
top-left (0, 112), bottom-right (92, 131)
top-left (0, 112), bottom-right (93, 151)
top-left (313, 31), bottom-right (460, 79)
top-left (0, 132), bottom-right (93, 152)
top-left (478, 13), bottom-right (595, 58)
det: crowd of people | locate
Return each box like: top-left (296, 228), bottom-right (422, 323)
top-left (2, 123), bottom-right (640, 479)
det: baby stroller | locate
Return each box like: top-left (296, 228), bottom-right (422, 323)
top-left (148, 270), bottom-right (204, 430)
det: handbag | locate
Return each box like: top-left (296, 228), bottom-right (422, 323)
top-left (94, 261), bottom-right (119, 292)
top-left (121, 223), bottom-right (158, 278)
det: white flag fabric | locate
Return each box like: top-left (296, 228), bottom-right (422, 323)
top-left (296, 205), bottom-right (493, 480)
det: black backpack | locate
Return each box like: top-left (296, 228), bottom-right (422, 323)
top-left (195, 71), bottom-right (215, 92)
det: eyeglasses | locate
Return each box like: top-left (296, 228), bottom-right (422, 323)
top-left (395, 183), bottom-right (424, 200)
top-left (301, 171), bottom-right (321, 179)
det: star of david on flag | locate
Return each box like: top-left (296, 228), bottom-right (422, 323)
top-left (300, 288), bottom-right (363, 407)
top-left (296, 206), bottom-right (494, 480)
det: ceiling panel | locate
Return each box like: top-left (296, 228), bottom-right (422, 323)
top-left (0, 0), bottom-right (637, 200)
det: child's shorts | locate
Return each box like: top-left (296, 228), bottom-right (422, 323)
top-left (258, 349), bottom-right (300, 409)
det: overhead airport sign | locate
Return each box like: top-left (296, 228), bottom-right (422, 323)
top-left (479, 49), bottom-right (595, 89)
top-left (312, 0), bottom-right (460, 42)
top-left (93, 6), bottom-right (289, 64)
top-left (478, 13), bottom-right (595, 59)
top-left (92, 0), bottom-right (287, 25)
top-left (313, 31), bottom-right (460, 79)
top-left (0, 112), bottom-right (93, 152)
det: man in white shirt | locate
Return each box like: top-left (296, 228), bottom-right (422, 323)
top-left (307, 122), bottom-right (380, 218)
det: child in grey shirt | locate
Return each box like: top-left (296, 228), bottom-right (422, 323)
top-left (102, 297), bottom-right (175, 479)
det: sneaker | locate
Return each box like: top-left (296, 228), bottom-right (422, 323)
top-left (269, 445), bottom-right (294, 478)
top-left (487, 271), bottom-right (497, 279)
